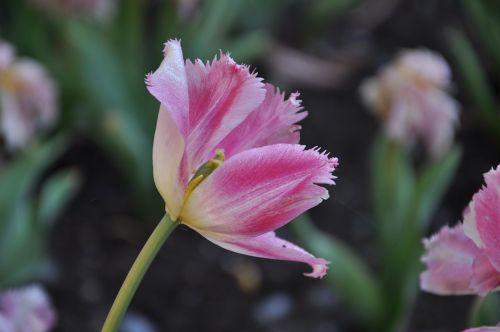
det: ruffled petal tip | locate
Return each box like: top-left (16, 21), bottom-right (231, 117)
top-left (304, 259), bottom-right (329, 279)
top-left (163, 39), bottom-right (182, 55)
top-left (312, 147), bottom-right (339, 186)
top-left (289, 91), bottom-right (302, 107)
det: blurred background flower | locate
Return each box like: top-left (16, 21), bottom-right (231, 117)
top-left (0, 284), bottom-right (56, 332)
top-left (0, 39), bottom-right (57, 151)
top-left (361, 49), bottom-right (459, 158)
top-left (30, 0), bottom-right (115, 20)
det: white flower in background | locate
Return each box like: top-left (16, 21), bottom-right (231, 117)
top-left (30, 0), bottom-right (115, 21)
top-left (360, 49), bottom-right (459, 157)
top-left (0, 285), bottom-right (56, 332)
top-left (0, 43), bottom-right (14, 71)
top-left (0, 39), bottom-right (57, 151)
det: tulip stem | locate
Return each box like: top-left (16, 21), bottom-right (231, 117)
top-left (101, 214), bottom-right (178, 332)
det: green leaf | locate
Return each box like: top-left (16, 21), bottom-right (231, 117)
top-left (370, 134), bottom-right (428, 331)
top-left (447, 29), bottom-right (500, 133)
top-left (0, 200), bottom-right (41, 287)
top-left (0, 136), bottom-right (66, 229)
top-left (463, 0), bottom-right (500, 70)
top-left (291, 214), bottom-right (383, 328)
top-left (0, 137), bottom-right (66, 286)
top-left (65, 22), bottom-right (155, 203)
top-left (184, 0), bottom-right (245, 59)
top-left (469, 293), bottom-right (500, 327)
top-left (225, 30), bottom-right (272, 63)
top-left (37, 168), bottom-right (81, 227)
top-left (371, 134), bottom-right (415, 241)
top-left (411, 146), bottom-right (462, 230)
top-left (306, 0), bottom-right (361, 36)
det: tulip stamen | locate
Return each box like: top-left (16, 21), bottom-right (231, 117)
top-left (179, 149), bottom-right (226, 220)
top-left (192, 149), bottom-right (225, 180)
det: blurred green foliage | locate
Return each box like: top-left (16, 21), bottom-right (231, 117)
top-left (0, 137), bottom-right (80, 287)
top-left (469, 293), bottom-right (500, 327)
top-left (448, 0), bottom-right (500, 139)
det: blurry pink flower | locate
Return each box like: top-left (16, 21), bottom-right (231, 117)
top-left (464, 326), bottom-right (500, 332)
top-left (360, 49), bottom-right (459, 157)
top-left (0, 42), bottom-right (14, 72)
top-left (421, 166), bottom-right (500, 295)
top-left (0, 285), bottom-right (56, 332)
top-left (0, 39), bottom-right (57, 151)
top-left (175, 0), bottom-right (200, 22)
top-left (146, 40), bottom-right (338, 278)
top-left (31, 0), bottom-right (114, 20)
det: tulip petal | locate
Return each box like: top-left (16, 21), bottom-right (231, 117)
top-left (218, 84), bottom-right (307, 158)
top-left (0, 91), bottom-right (31, 149)
top-left (184, 53), bottom-right (265, 171)
top-left (465, 166), bottom-right (500, 271)
top-left (419, 89), bottom-right (459, 157)
top-left (200, 230), bottom-right (329, 278)
top-left (470, 253), bottom-right (500, 296)
top-left (153, 106), bottom-right (186, 219)
top-left (464, 326), bottom-right (500, 332)
top-left (0, 39), bottom-right (15, 70)
top-left (0, 285), bottom-right (56, 332)
top-left (146, 39), bottom-right (189, 137)
top-left (399, 49), bottom-right (451, 87)
top-left (182, 144), bottom-right (337, 237)
top-left (420, 225), bottom-right (480, 295)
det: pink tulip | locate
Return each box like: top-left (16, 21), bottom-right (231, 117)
top-left (464, 327), bottom-right (500, 332)
top-left (0, 285), bottom-right (56, 332)
top-left (0, 42), bottom-right (14, 72)
top-left (146, 40), bottom-right (337, 278)
top-left (360, 49), bottom-right (459, 157)
top-left (0, 39), bottom-right (57, 151)
top-left (421, 166), bottom-right (500, 295)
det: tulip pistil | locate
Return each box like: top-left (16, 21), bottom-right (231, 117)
top-left (180, 149), bottom-right (226, 218)
top-left (192, 149), bottom-right (225, 180)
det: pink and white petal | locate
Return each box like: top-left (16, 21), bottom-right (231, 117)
top-left (386, 87), bottom-right (421, 145)
top-left (184, 54), bottom-right (265, 171)
top-left (0, 285), bottom-right (56, 332)
top-left (199, 230), bottom-right (329, 278)
top-left (0, 315), bottom-right (14, 332)
top-left (467, 166), bottom-right (500, 271)
top-left (182, 144), bottom-right (338, 237)
top-left (399, 49), bottom-right (451, 87)
top-left (420, 225), bottom-right (480, 295)
top-left (464, 202), bottom-right (483, 249)
top-left (0, 91), bottom-right (31, 150)
top-left (13, 59), bottom-right (58, 128)
top-left (153, 107), bottom-right (187, 220)
top-left (218, 84), bottom-right (307, 158)
top-left (0, 39), bottom-right (15, 70)
top-left (360, 77), bottom-right (385, 112)
top-left (464, 326), bottom-right (500, 332)
top-left (145, 39), bottom-right (189, 137)
top-left (419, 89), bottom-right (459, 158)
top-left (470, 253), bottom-right (500, 296)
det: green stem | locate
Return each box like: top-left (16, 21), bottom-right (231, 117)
top-left (101, 214), bottom-right (178, 332)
